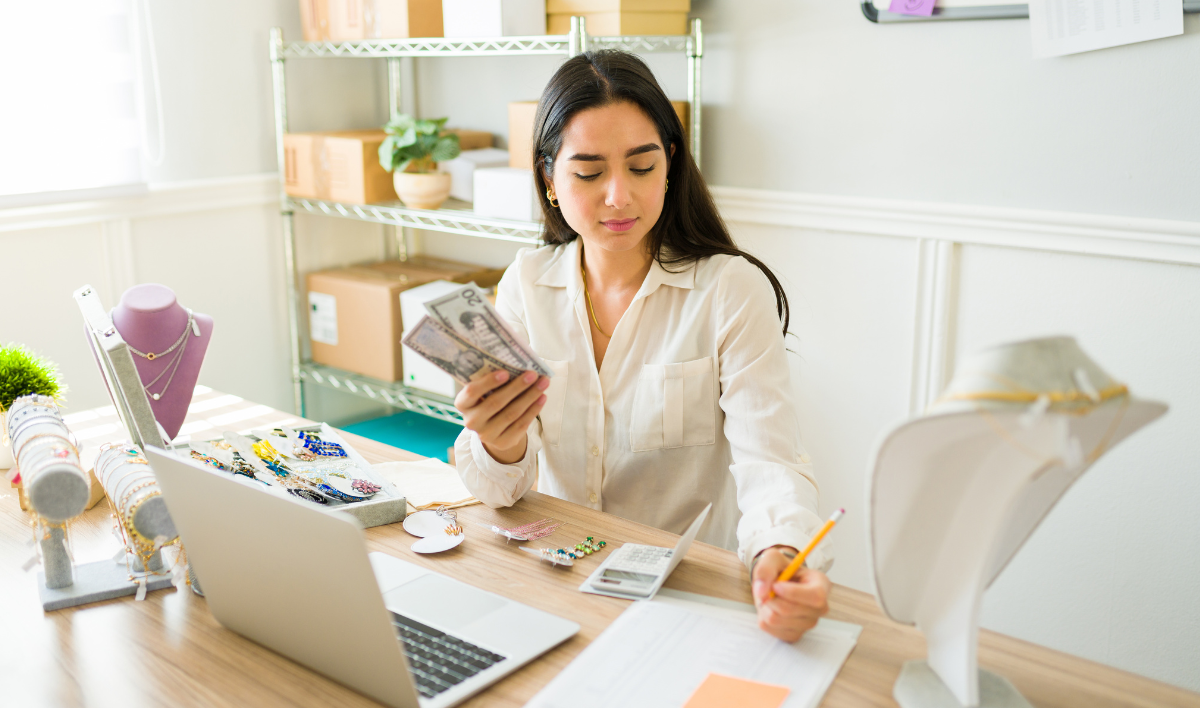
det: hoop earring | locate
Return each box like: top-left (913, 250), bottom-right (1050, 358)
top-left (665, 178), bottom-right (669, 193)
top-left (546, 188), bottom-right (560, 208)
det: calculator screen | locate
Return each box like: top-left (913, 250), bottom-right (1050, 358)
top-left (602, 569), bottom-right (656, 583)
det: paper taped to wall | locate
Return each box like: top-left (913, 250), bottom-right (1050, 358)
top-left (1029, 0), bottom-right (1183, 57)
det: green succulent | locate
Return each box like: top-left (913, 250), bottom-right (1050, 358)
top-left (378, 115), bottom-right (461, 174)
top-left (0, 344), bottom-right (64, 412)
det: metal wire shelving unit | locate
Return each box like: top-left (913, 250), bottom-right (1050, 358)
top-left (270, 17), bottom-right (705, 423)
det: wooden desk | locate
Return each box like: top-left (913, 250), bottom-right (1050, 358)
top-left (2, 391), bottom-right (1196, 707)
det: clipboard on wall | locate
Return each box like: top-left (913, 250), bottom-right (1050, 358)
top-left (862, 0), bottom-right (1200, 22)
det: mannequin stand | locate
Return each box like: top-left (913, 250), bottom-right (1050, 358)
top-left (894, 661), bottom-right (1032, 708)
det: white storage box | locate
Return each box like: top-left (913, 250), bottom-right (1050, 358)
top-left (442, 148), bottom-right (510, 202)
top-left (473, 167), bottom-right (540, 222)
top-left (442, 0), bottom-right (546, 37)
top-left (400, 280), bottom-right (468, 398)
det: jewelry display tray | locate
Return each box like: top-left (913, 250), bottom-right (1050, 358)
top-left (171, 423), bottom-right (407, 529)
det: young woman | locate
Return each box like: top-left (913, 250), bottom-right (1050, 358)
top-left (453, 50), bottom-right (830, 641)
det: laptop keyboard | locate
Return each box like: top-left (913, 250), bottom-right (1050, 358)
top-left (391, 613), bottom-right (507, 699)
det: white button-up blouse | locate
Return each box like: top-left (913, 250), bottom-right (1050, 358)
top-left (453, 238), bottom-right (829, 571)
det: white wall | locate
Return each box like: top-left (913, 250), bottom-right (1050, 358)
top-left (2, 0), bottom-right (1198, 695)
top-left (717, 190), bottom-right (1200, 692)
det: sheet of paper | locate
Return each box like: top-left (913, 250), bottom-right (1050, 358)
top-left (889, 0), bottom-right (937, 16)
top-left (683, 673), bottom-right (790, 708)
top-left (526, 594), bottom-right (861, 708)
top-left (370, 459), bottom-right (479, 511)
top-left (1029, 0), bottom-right (1183, 57)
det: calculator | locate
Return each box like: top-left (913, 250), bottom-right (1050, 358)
top-left (580, 504), bottom-right (712, 600)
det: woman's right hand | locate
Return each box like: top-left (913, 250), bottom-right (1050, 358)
top-left (455, 370), bottom-right (550, 464)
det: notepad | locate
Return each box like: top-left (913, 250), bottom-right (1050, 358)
top-left (684, 673), bottom-right (790, 708)
top-left (526, 589), bottom-right (861, 708)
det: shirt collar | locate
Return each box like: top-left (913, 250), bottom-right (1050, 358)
top-left (534, 240), bottom-right (697, 297)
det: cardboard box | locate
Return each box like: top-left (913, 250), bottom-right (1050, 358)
top-left (442, 148), bottom-right (510, 201)
top-left (328, 0), bottom-right (443, 40)
top-left (284, 130), bottom-right (397, 204)
top-left (445, 128), bottom-right (494, 150)
top-left (365, 255), bottom-right (507, 289)
top-left (307, 257), bottom-right (506, 382)
top-left (547, 11), bottom-right (688, 35)
top-left (505, 99), bottom-right (688, 172)
top-left (507, 101), bottom-right (539, 170)
top-left (671, 99), bottom-right (691, 145)
top-left (442, 0), bottom-right (546, 37)
top-left (300, 0), bottom-right (331, 40)
top-left (547, 0), bottom-right (687, 10)
top-left (474, 167), bottom-right (540, 222)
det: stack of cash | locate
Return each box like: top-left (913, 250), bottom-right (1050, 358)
top-left (402, 283), bottom-right (551, 387)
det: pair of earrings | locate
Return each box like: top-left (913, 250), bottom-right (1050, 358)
top-left (438, 506), bottom-right (463, 536)
top-left (571, 537), bottom-right (606, 556)
top-left (553, 537), bottom-right (607, 560)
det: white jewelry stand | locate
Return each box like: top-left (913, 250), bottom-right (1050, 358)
top-left (869, 337), bottom-right (1167, 708)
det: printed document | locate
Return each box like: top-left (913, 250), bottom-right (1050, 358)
top-left (1029, 0), bottom-right (1183, 57)
top-left (526, 591), bottom-right (861, 708)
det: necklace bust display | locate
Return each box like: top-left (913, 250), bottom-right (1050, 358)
top-left (111, 284), bottom-right (213, 441)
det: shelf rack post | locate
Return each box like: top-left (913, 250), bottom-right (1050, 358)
top-left (687, 18), bottom-right (703, 169)
top-left (568, 16), bottom-right (580, 57)
top-left (271, 27), bottom-right (306, 417)
top-left (385, 57), bottom-right (410, 261)
top-left (578, 16), bottom-right (590, 55)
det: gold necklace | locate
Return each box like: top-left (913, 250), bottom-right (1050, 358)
top-left (580, 266), bottom-right (611, 338)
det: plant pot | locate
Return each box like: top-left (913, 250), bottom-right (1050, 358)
top-left (393, 171), bottom-right (452, 210)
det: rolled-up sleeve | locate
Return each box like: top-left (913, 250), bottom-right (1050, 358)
top-left (453, 250), bottom-right (544, 508)
top-left (715, 258), bottom-right (832, 572)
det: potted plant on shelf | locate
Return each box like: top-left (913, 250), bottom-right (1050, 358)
top-left (379, 115), bottom-right (461, 210)
top-left (0, 343), bottom-right (65, 471)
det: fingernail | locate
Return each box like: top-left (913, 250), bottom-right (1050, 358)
top-left (537, 394), bottom-right (547, 405)
top-left (495, 371), bottom-right (509, 382)
top-left (537, 377), bottom-right (550, 390)
top-left (523, 371), bottom-right (537, 383)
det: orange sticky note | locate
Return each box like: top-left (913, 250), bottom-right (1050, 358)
top-left (682, 673), bottom-right (791, 708)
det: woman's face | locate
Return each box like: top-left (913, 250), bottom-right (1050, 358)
top-left (548, 101), bottom-right (670, 257)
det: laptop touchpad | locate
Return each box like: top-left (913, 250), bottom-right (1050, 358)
top-left (383, 575), bottom-right (506, 630)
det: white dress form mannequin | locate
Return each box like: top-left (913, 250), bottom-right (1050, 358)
top-left (111, 284), bottom-right (213, 441)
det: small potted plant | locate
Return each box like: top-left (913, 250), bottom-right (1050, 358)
top-left (0, 343), bottom-right (65, 470)
top-left (379, 115), bottom-right (461, 210)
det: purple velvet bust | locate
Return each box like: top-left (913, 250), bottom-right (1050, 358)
top-left (111, 284), bottom-right (213, 441)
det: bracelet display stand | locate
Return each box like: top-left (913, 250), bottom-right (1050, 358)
top-left (8, 395), bottom-right (175, 611)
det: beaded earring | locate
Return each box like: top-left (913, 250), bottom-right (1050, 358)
top-left (572, 537), bottom-right (607, 556)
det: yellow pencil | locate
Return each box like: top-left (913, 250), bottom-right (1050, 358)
top-left (767, 508), bottom-right (844, 600)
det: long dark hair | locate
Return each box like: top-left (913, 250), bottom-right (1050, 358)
top-left (532, 49), bottom-right (790, 335)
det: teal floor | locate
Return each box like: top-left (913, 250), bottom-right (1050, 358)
top-left (342, 411), bottom-right (462, 462)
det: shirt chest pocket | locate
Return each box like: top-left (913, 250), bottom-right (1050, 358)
top-left (538, 359), bottom-right (570, 447)
top-left (629, 357), bottom-right (717, 452)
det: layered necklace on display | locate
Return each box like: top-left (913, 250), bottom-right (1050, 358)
top-left (125, 308), bottom-right (201, 401)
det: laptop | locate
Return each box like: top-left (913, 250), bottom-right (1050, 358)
top-left (144, 446), bottom-right (579, 708)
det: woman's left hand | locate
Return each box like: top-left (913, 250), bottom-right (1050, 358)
top-left (751, 546), bottom-right (831, 642)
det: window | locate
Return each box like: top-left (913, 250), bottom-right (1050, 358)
top-left (0, 0), bottom-right (159, 207)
